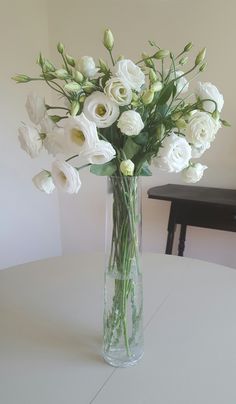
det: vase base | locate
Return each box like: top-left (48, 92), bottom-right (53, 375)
top-left (103, 348), bottom-right (144, 368)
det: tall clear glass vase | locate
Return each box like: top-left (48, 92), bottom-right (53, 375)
top-left (103, 176), bottom-right (144, 367)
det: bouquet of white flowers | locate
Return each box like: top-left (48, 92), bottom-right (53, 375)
top-left (13, 29), bottom-right (228, 367)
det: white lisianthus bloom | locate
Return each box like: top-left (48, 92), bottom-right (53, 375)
top-left (44, 128), bottom-right (68, 156)
top-left (181, 163), bottom-right (208, 183)
top-left (120, 159), bottom-right (135, 176)
top-left (113, 59), bottom-right (145, 92)
top-left (25, 92), bottom-right (46, 125)
top-left (185, 111), bottom-right (221, 149)
top-left (83, 92), bottom-right (119, 128)
top-left (195, 82), bottom-right (224, 113)
top-left (32, 171), bottom-right (55, 194)
top-left (64, 113), bottom-right (99, 153)
top-left (40, 114), bottom-right (55, 134)
top-left (51, 160), bottom-right (81, 194)
top-left (82, 140), bottom-right (116, 164)
top-left (117, 110), bottom-right (144, 136)
top-left (154, 132), bottom-right (191, 173)
top-left (18, 125), bottom-right (43, 158)
top-left (104, 77), bottom-right (132, 106)
top-left (77, 56), bottom-right (98, 78)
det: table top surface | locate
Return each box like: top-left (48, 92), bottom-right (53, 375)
top-left (1, 253), bottom-right (236, 404)
top-left (148, 184), bottom-right (236, 207)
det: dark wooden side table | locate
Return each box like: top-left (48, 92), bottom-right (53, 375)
top-left (147, 184), bottom-right (236, 256)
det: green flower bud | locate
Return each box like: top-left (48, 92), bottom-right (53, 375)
top-left (66, 54), bottom-right (75, 67)
top-left (74, 70), bottom-right (84, 83)
top-left (54, 69), bottom-right (69, 79)
top-left (142, 89), bottom-right (154, 105)
top-left (132, 93), bottom-right (139, 102)
top-left (179, 56), bottom-right (188, 65)
top-left (64, 81), bottom-right (81, 92)
top-left (221, 119), bottom-right (231, 127)
top-left (103, 28), bottom-right (114, 51)
top-left (57, 42), bottom-right (64, 54)
top-left (195, 47), bottom-right (206, 66)
top-left (149, 68), bottom-right (157, 83)
top-left (151, 81), bottom-right (163, 93)
top-left (153, 49), bottom-right (170, 59)
top-left (79, 94), bottom-right (86, 103)
top-left (199, 62), bottom-right (207, 72)
top-left (175, 118), bottom-right (187, 129)
top-left (184, 42), bottom-right (193, 52)
top-left (212, 110), bottom-right (220, 120)
top-left (12, 74), bottom-right (31, 83)
top-left (70, 100), bottom-right (80, 116)
top-left (142, 53), bottom-right (154, 68)
top-left (44, 59), bottom-right (56, 72)
top-left (120, 160), bottom-right (135, 176)
top-left (171, 111), bottom-right (182, 121)
top-left (117, 55), bottom-right (125, 61)
top-left (99, 58), bottom-right (108, 73)
top-left (83, 81), bottom-right (96, 93)
top-left (156, 124), bottom-right (165, 138)
top-left (37, 53), bottom-right (45, 67)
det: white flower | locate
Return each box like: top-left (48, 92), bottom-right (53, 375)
top-left (82, 140), bottom-right (116, 164)
top-left (18, 125), bottom-right (43, 158)
top-left (181, 163), bottom-right (208, 183)
top-left (83, 92), bottom-right (119, 128)
top-left (32, 171), bottom-right (55, 194)
top-left (40, 114), bottom-right (55, 133)
top-left (25, 92), bottom-right (46, 125)
top-left (195, 82), bottom-right (224, 113)
top-left (104, 77), bottom-right (132, 106)
top-left (185, 111), bottom-right (221, 149)
top-left (154, 132), bottom-right (191, 173)
top-left (113, 59), bottom-right (145, 92)
top-left (51, 160), bottom-right (81, 194)
top-left (64, 113), bottom-right (99, 153)
top-left (120, 159), bottom-right (135, 176)
top-left (44, 128), bottom-right (68, 156)
top-left (77, 56), bottom-right (98, 78)
top-left (117, 110), bottom-right (144, 136)
top-left (191, 143), bottom-right (210, 158)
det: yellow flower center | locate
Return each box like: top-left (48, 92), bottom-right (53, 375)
top-left (95, 104), bottom-right (106, 117)
top-left (59, 172), bottom-right (67, 183)
top-left (71, 128), bottom-right (85, 145)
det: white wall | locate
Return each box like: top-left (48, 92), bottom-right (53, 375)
top-left (0, 0), bottom-right (61, 269)
top-left (48, 0), bottom-right (236, 268)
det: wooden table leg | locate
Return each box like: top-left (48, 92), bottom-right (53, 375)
top-left (165, 202), bottom-right (176, 255)
top-left (178, 224), bottom-right (187, 256)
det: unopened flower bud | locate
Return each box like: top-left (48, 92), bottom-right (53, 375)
top-left (199, 62), bottom-right (207, 72)
top-left (184, 42), bottom-right (193, 52)
top-left (211, 110), bottom-right (220, 121)
top-left (83, 81), bottom-right (95, 93)
top-left (149, 68), bottom-right (157, 83)
top-left (156, 124), bottom-right (165, 138)
top-left (99, 58), bottom-right (108, 73)
top-left (37, 53), bottom-right (45, 67)
top-left (117, 55), bottom-right (125, 61)
top-left (79, 94), bottom-right (86, 103)
top-left (175, 118), bottom-right (187, 129)
top-left (74, 70), bottom-right (84, 83)
top-left (44, 59), bottom-right (56, 72)
top-left (142, 53), bottom-right (154, 68)
top-left (221, 119), bottom-right (231, 127)
top-left (66, 54), bottom-right (75, 67)
top-left (171, 111), bottom-right (182, 121)
top-left (151, 81), bottom-right (163, 92)
top-left (195, 47), bottom-right (206, 66)
top-left (142, 90), bottom-right (154, 105)
top-left (120, 160), bottom-right (135, 176)
top-left (179, 56), bottom-right (188, 65)
top-left (54, 69), bottom-right (69, 79)
top-left (103, 28), bottom-right (114, 51)
top-left (64, 81), bottom-right (81, 92)
top-left (154, 49), bottom-right (170, 59)
top-left (12, 74), bottom-right (31, 83)
top-left (70, 101), bottom-right (80, 116)
top-left (57, 42), bottom-right (64, 54)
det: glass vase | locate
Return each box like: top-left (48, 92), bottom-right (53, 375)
top-left (103, 176), bottom-right (144, 367)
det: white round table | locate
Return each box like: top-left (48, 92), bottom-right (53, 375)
top-left (0, 254), bottom-right (236, 404)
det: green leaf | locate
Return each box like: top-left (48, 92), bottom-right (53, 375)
top-left (157, 81), bottom-right (175, 105)
top-left (139, 162), bottom-right (152, 176)
top-left (133, 132), bottom-right (148, 146)
top-left (90, 160), bottom-right (117, 176)
top-left (123, 138), bottom-right (140, 159)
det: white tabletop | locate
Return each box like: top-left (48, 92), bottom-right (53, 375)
top-left (0, 253), bottom-right (236, 404)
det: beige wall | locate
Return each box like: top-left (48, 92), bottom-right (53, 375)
top-left (48, 0), bottom-right (236, 267)
top-left (0, 0), bottom-right (61, 269)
